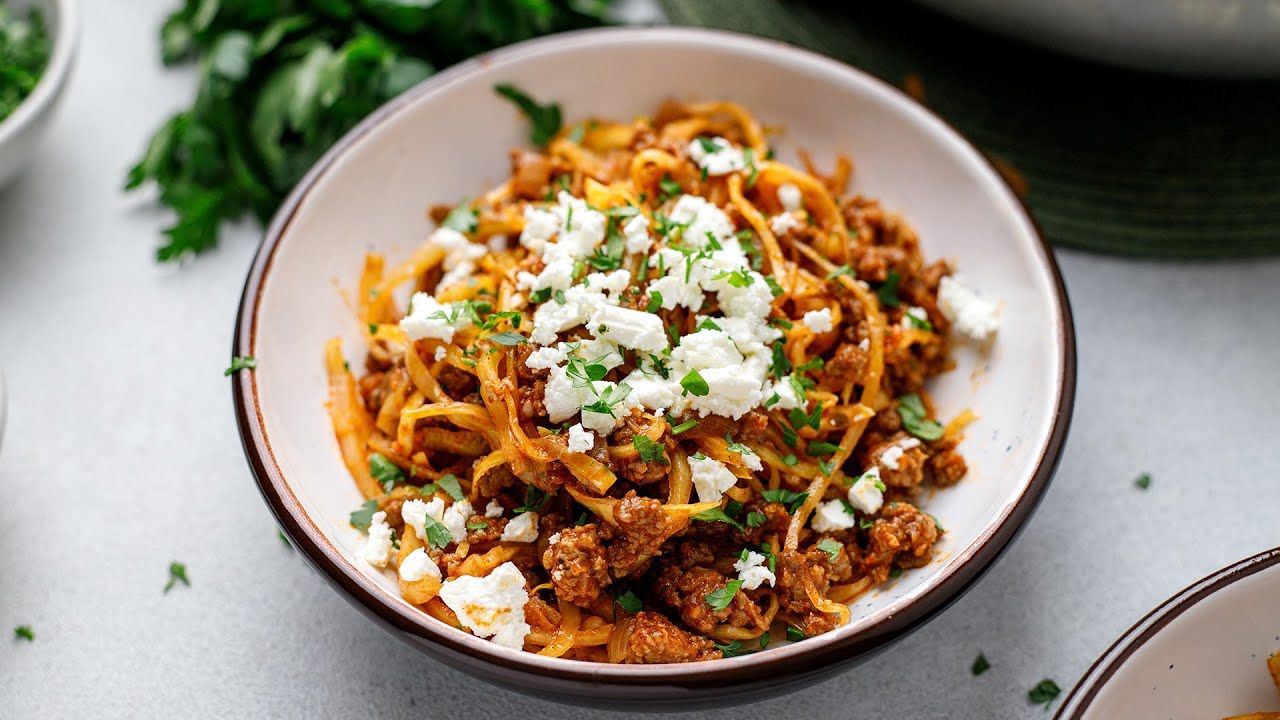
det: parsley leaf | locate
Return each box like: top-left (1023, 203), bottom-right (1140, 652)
top-left (746, 511), bottom-right (767, 528)
top-left (487, 331), bottom-right (527, 345)
top-left (224, 355), bottom-right (257, 376)
top-left (494, 84), bottom-right (562, 147)
top-left (349, 499), bottom-right (379, 530)
top-left (761, 488), bottom-right (809, 514)
top-left (806, 441), bottom-right (839, 457)
top-left (422, 515), bottom-right (453, 550)
top-left (369, 453), bottom-right (405, 492)
top-left (13, 624), bottom-right (34, 642)
top-left (646, 292), bottom-right (664, 313)
top-left (815, 538), bottom-right (842, 560)
top-left (1028, 679), bottom-right (1061, 706)
top-left (1134, 472), bottom-right (1152, 490)
top-left (514, 486), bottom-right (550, 514)
top-left (669, 418), bottom-right (699, 435)
top-left (704, 579), bottom-right (743, 611)
top-left (971, 653), bottom-right (991, 676)
top-left (876, 270), bottom-right (902, 308)
top-left (658, 174), bottom-right (681, 203)
top-left (616, 591), bottom-right (643, 613)
top-left (680, 368), bottom-right (710, 397)
top-left (436, 474), bottom-right (465, 502)
top-left (826, 265), bottom-right (856, 281)
top-left (896, 393), bottom-right (945, 441)
top-left (693, 507), bottom-right (744, 532)
top-left (632, 435), bottom-right (669, 465)
top-left (163, 561), bottom-right (190, 593)
top-left (786, 626), bottom-right (806, 642)
top-left (714, 639), bottom-right (746, 658)
top-left (441, 202), bottom-right (478, 233)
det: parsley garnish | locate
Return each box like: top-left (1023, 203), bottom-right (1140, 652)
top-left (712, 268), bottom-right (754, 288)
top-left (514, 486), bottom-right (550, 514)
top-left (441, 202), bottom-right (478, 233)
top-left (896, 393), bottom-right (944, 441)
top-left (422, 515), bottom-right (453, 550)
top-left (876, 270), bottom-right (902, 308)
top-left (815, 538), bottom-right (842, 560)
top-left (1134, 472), bottom-right (1152, 490)
top-left (529, 287), bottom-right (552, 304)
top-left (705, 579), bottom-right (743, 611)
top-left (581, 383), bottom-right (633, 417)
top-left (13, 625), bottom-right (34, 642)
top-left (693, 507), bottom-right (744, 531)
top-left (697, 317), bottom-right (722, 331)
top-left (224, 355), bottom-right (257, 376)
top-left (760, 488), bottom-right (808, 513)
top-left (349, 499), bottom-right (378, 530)
top-left (888, 567), bottom-right (903, 578)
top-left (696, 136), bottom-right (719, 154)
top-left (616, 591), bottom-right (643, 613)
top-left (1028, 679), bottom-right (1061, 706)
top-left (436, 474), bottom-right (465, 502)
top-left (488, 331), bottom-right (527, 345)
top-left (494, 84), bottom-right (562, 147)
top-left (826, 265), bottom-right (856, 280)
top-left (785, 626), bottom-right (806, 642)
top-left (714, 639), bottom-right (745, 657)
top-left (632, 435), bottom-right (669, 465)
top-left (904, 307), bottom-right (933, 330)
top-left (743, 147), bottom-right (758, 188)
top-left (971, 653), bottom-right (991, 676)
top-left (658, 174), bottom-right (681, 202)
top-left (669, 418), bottom-right (699, 435)
top-left (646, 292), bottom-right (664, 313)
top-left (277, 529), bottom-right (291, 548)
top-left (770, 342), bottom-right (791, 377)
top-left (724, 433), bottom-right (754, 457)
top-left (746, 511), bottom-right (767, 528)
top-left (782, 454), bottom-right (798, 466)
top-left (466, 520), bottom-right (488, 531)
top-left (164, 561), bottom-right (190, 593)
top-left (680, 369), bottom-right (710, 396)
top-left (806, 441), bottom-right (839, 457)
top-left (554, 288), bottom-right (567, 305)
top-left (764, 276), bottom-right (785, 297)
top-left (789, 404), bottom-right (822, 432)
top-left (369, 453), bottom-right (405, 493)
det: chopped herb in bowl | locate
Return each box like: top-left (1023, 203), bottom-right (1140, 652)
top-left (0, 2), bottom-right (50, 123)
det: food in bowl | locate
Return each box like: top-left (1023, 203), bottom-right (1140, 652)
top-left (0, 2), bottom-right (50, 123)
top-left (1223, 651), bottom-right (1280, 719)
top-left (326, 92), bottom-right (1000, 662)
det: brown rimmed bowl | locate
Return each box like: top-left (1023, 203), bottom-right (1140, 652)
top-left (232, 27), bottom-right (1076, 709)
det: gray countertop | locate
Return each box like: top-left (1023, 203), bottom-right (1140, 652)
top-left (2, 2), bottom-right (1278, 717)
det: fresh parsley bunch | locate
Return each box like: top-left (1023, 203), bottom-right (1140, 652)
top-left (0, 3), bottom-right (50, 123)
top-left (126, 0), bottom-right (613, 262)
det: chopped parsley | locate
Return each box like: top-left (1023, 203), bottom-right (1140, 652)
top-left (581, 383), bottom-right (633, 417)
top-left (743, 147), bottom-right (759, 189)
top-left (760, 488), bottom-right (808, 514)
top-left (554, 288), bottom-right (567, 305)
top-left (904, 308), bottom-right (933, 331)
top-left (696, 136), bottom-right (719, 154)
top-left (785, 626), bottom-right (806, 642)
top-left (697, 317), bottom-right (722, 331)
top-left (876, 270), bottom-right (902, 308)
top-left (781, 454), bottom-right (798, 466)
top-left (745, 511), bottom-right (767, 528)
top-left (704, 579), bottom-right (743, 611)
top-left (164, 562), bottom-right (190, 593)
top-left (615, 591), bottom-right (643, 613)
top-left (422, 515), bottom-right (454, 550)
top-left (714, 639), bottom-right (748, 658)
top-left (224, 355), bottom-right (257, 376)
top-left (770, 342), bottom-right (792, 377)
top-left (441, 202), bottom-right (478, 233)
top-left (487, 331), bottom-right (527, 345)
top-left (724, 433), bottom-right (754, 456)
top-left (349, 499), bottom-right (379, 530)
top-left (789, 404), bottom-right (822, 432)
top-left (1028, 679), bottom-right (1061, 706)
top-left (806, 441), bottom-right (839, 457)
top-left (1134, 472), bottom-right (1152, 490)
top-left (514, 486), bottom-right (550, 514)
top-left (369, 453), bottom-right (405, 493)
top-left (13, 625), bottom-right (33, 642)
top-left (693, 507), bottom-right (744, 531)
top-left (680, 368), bottom-right (710, 397)
top-left (529, 287), bottom-right (552, 304)
top-left (896, 393), bottom-right (945, 441)
top-left (646, 291), bottom-right (664, 313)
top-left (494, 84), bottom-right (562, 147)
top-left (658, 174), bottom-right (681, 202)
top-left (466, 520), bottom-right (488, 531)
top-left (669, 418), bottom-right (700, 435)
top-left (632, 435), bottom-right (669, 465)
top-left (815, 538), bottom-right (842, 560)
top-left (435, 474), bottom-right (465, 502)
top-left (971, 653), bottom-right (991, 676)
top-left (888, 567), bottom-right (903, 579)
top-left (712, 268), bottom-right (753, 288)
top-left (826, 265), bottom-right (856, 281)
top-left (277, 529), bottom-right (291, 548)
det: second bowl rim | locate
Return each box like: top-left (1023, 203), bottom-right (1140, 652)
top-left (231, 25), bottom-right (1078, 691)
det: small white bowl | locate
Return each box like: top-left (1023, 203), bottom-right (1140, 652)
top-left (233, 27), bottom-right (1075, 706)
top-left (0, 0), bottom-right (78, 189)
top-left (1059, 549), bottom-right (1280, 718)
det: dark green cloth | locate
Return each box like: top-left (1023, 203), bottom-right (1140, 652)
top-left (661, 0), bottom-right (1280, 258)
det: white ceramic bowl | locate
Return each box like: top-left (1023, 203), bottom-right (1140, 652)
top-left (232, 27), bottom-right (1075, 706)
top-left (1059, 549), bottom-right (1280, 718)
top-left (0, 0), bottom-right (77, 189)
top-left (916, 0), bottom-right (1280, 76)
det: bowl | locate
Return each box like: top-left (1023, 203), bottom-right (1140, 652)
top-left (232, 27), bottom-right (1075, 707)
top-left (1058, 548), bottom-right (1280, 718)
top-left (0, 0), bottom-right (77, 190)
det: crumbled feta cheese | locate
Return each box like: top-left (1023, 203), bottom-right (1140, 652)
top-left (622, 214), bottom-right (652, 255)
top-left (487, 234), bottom-right (508, 253)
top-left (400, 293), bottom-right (472, 343)
top-left (542, 364), bottom-right (615, 423)
top-left (589, 304), bottom-right (667, 352)
top-left (669, 194), bottom-right (736, 247)
top-left (566, 423), bottom-right (594, 453)
top-left (426, 227), bottom-right (487, 292)
top-left (500, 512), bottom-right (539, 543)
top-left (769, 212), bottom-right (800, 236)
top-left (399, 498), bottom-right (430, 541)
top-left (879, 437), bottom-right (923, 471)
top-left (777, 183), bottom-right (803, 212)
top-left (803, 307), bottom-right (834, 333)
top-left (670, 329), bottom-right (743, 369)
top-left (553, 192), bottom-right (607, 258)
top-left (811, 499), bottom-right (856, 533)
top-left (733, 446), bottom-right (763, 472)
top-left (484, 500), bottom-right (504, 518)
top-left (734, 550), bottom-right (776, 590)
top-left (519, 206), bottom-right (560, 252)
top-left (858, 338), bottom-right (870, 352)
top-left (442, 500), bottom-right (473, 543)
top-left (764, 378), bottom-right (803, 411)
top-left (363, 511), bottom-right (394, 567)
top-left (398, 548), bottom-right (441, 582)
top-left (621, 370), bottom-right (679, 411)
top-left (689, 367), bottom-right (764, 419)
top-left (524, 344), bottom-right (569, 371)
top-left (438, 562), bottom-right (531, 650)
top-left (903, 306), bottom-right (929, 328)
top-left (687, 136), bottom-right (748, 176)
top-left (688, 454), bottom-right (739, 502)
top-left (433, 346), bottom-right (447, 362)
top-left (847, 467), bottom-right (885, 515)
top-left (937, 275), bottom-right (999, 342)
top-left (531, 284), bottom-right (606, 344)
top-left (547, 531), bottom-right (561, 546)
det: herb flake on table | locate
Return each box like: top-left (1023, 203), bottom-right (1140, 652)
top-left (971, 652), bottom-right (990, 675)
top-left (277, 529), bottom-right (291, 548)
top-left (224, 355), bottom-right (257, 376)
top-left (164, 561), bottom-right (190, 593)
top-left (13, 625), bottom-right (33, 642)
top-left (1028, 679), bottom-right (1061, 706)
top-left (1134, 472), bottom-right (1152, 490)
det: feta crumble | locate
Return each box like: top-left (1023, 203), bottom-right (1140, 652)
top-left (811, 499), bottom-right (856, 533)
top-left (879, 437), bottom-right (922, 471)
top-left (363, 511), bottom-right (394, 567)
top-left (777, 183), bottom-right (803, 212)
top-left (937, 275), bottom-right (999, 342)
top-left (398, 548), bottom-right (441, 583)
top-left (734, 550), bottom-right (777, 590)
top-left (500, 512), bottom-right (539, 543)
top-left (566, 423), bottom-right (594, 453)
top-left (769, 212), bottom-right (800, 236)
top-left (484, 500), bottom-right (504, 518)
top-left (400, 294), bottom-right (471, 343)
top-left (688, 454), bottom-right (739, 502)
top-left (687, 136), bottom-right (748, 176)
top-left (847, 467), bottom-right (885, 515)
top-left (425, 227), bottom-right (487, 292)
top-left (438, 562), bottom-right (531, 650)
top-left (622, 214), bottom-right (653, 255)
top-left (802, 307), bottom-right (834, 333)
top-left (433, 345), bottom-right (447, 362)
top-left (589, 304), bottom-right (668, 352)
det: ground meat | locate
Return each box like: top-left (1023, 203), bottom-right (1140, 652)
top-left (868, 432), bottom-right (928, 491)
top-left (464, 516), bottom-right (508, 546)
top-left (863, 502), bottom-right (938, 581)
top-left (927, 448), bottom-right (967, 487)
top-left (541, 524), bottom-right (611, 606)
top-left (518, 379), bottom-right (548, 420)
top-left (621, 612), bottom-right (721, 664)
top-left (602, 493), bottom-right (670, 578)
top-left (820, 342), bottom-right (869, 392)
top-left (609, 418), bottom-right (669, 485)
top-left (509, 149), bottom-right (555, 200)
top-left (438, 364), bottom-right (477, 399)
top-left (672, 540), bottom-right (717, 569)
top-left (654, 565), bottom-right (767, 635)
top-left (511, 342), bottom-right (549, 383)
top-left (775, 550), bottom-right (840, 637)
top-left (741, 501), bottom-right (791, 544)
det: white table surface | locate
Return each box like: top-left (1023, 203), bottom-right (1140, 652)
top-left (2, 2), bottom-right (1278, 717)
